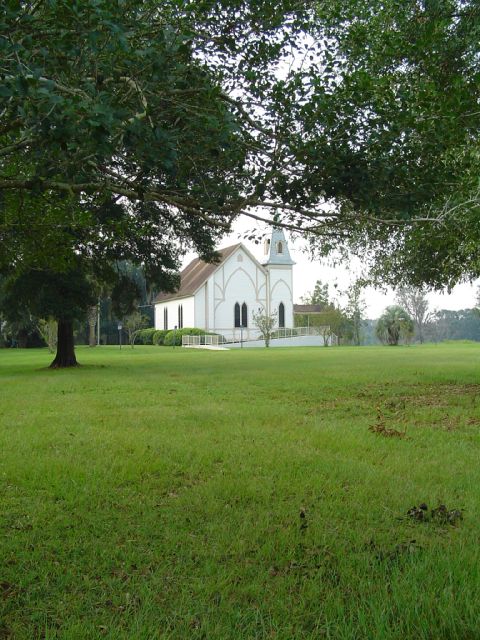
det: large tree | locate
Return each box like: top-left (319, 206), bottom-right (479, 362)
top-left (1, 0), bottom-right (306, 365)
top-left (395, 286), bottom-right (431, 343)
top-left (1, 1), bottom-right (479, 366)
top-left (344, 280), bottom-right (367, 346)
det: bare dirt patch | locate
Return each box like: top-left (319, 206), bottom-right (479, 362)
top-left (366, 383), bottom-right (480, 435)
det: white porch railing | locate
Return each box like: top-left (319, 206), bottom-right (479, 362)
top-left (182, 334), bottom-right (220, 347)
top-left (186, 327), bottom-right (338, 345)
top-left (272, 326), bottom-right (338, 345)
top-left (181, 327), bottom-right (338, 347)
top-left (274, 327), bottom-right (338, 345)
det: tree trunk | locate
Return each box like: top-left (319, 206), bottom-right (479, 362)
top-left (418, 324), bottom-right (424, 344)
top-left (87, 305), bottom-right (97, 347)
top-left (17, 329), bottom-right (28, 348)
top-left (50, 319), bottom-right (78, 368)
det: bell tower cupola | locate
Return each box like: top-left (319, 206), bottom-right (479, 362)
top-left (263, 227), bottom-right (295, 266)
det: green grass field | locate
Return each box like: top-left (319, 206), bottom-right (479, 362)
top-left (1, 344), bottom-right (479, 639)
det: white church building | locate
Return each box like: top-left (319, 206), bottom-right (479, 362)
top-left (154, 229), bottom-right (294, 340)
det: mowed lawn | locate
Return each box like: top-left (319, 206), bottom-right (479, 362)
top-left (1, 344), bottom-right (480, 640)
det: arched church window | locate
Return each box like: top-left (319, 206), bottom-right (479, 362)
top-left (234, 302), bottom-right (241, 328)
top-left (279, 302), bottom-right (285, 328)
top-left (276, 241), bottom-right (283, 254)
top-left (241, 302), bottom-right (248, 327)
top-left (163, 307), bottom-right (168, 330)
top-left (178, 304), bottom-right (183, 329)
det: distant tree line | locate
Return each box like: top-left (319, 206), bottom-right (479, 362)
top-left (296, 280), bottom-right (480, 346)
top-left (359, 308), bottom-right (480, 345)
top-left (424, 309), bottom-right (480, 343)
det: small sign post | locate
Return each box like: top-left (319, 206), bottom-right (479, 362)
top-left (117, 322), bottom-right (123, 350)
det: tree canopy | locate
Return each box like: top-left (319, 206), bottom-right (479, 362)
top-left (396, 286), bottom-right (430, 343)
top-left (2, 2), bottom-right (479, 265)
top-left (308, 0), bottom-right (480, 288)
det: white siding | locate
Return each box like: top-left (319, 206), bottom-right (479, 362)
top-left (194, 285), bottom-right (206, 329)
top-left (208, 246), bottom-right (267, 331)
top-left (154, 296), bottom-right (195, 330)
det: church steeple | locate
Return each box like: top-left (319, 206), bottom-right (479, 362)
top-left (263, 228), bottom-right (295, 266)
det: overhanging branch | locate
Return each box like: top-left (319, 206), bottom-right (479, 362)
top-left (0, 174), bottom-right (456, 234)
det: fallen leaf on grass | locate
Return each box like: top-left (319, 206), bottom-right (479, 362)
top-left (431, 504), bottom-right (463, 525)
top-left (406, 503), bottom-right (463, 525)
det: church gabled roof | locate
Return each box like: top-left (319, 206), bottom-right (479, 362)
top-left (154, 243), bottom-right (241, 303)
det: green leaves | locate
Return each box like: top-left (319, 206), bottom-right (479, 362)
top-left (1, 0), bottom-right (479, 300)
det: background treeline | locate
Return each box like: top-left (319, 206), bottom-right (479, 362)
top-left (361, 310), bottom-right (480, 345)
top-left (296, 281), bottom-right (480, 346)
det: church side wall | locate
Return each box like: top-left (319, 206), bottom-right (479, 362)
top-left (154, 296), bottom-right (195, 331)
top-left (182, 297), bottom-right (195, 328)
top-left (194, 286), bottom-right (206, 329)
top-left (154, 303), bottom-right (162, 330)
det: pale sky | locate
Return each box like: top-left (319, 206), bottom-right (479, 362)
top-left (181, 217), bottom-right (478, 319)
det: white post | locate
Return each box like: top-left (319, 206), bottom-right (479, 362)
top-left (97, 298), bottom-right (101, 345)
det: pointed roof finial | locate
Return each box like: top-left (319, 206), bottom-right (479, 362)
top-left (263, 227), bottom-right (295, 266)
